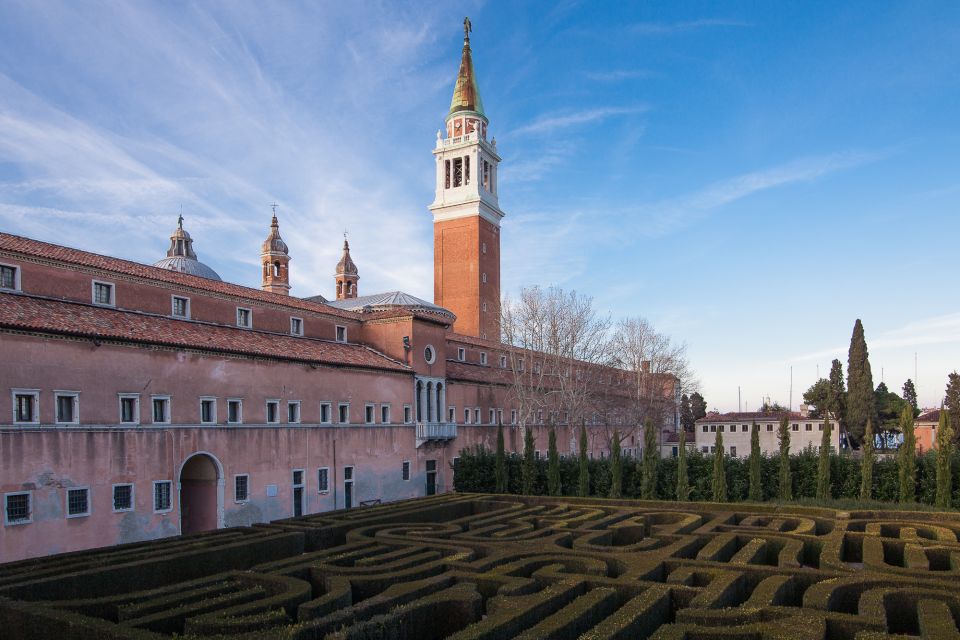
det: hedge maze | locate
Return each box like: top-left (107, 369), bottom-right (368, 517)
top-left (2, 495), bottom-right (960, 639)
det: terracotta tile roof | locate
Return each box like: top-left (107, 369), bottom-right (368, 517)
top-left (0, 292), bottom-right (409, 373)
top-left (917, 409), bottom-right (941, 423)
top-left (445, 360), bottom-right (514, 385)
top-left (0, 232), bottom-right (357, 320)
top-left (696, 411), bottom-right (820, 423)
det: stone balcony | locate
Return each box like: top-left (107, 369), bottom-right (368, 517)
top-left (415, 421), bottom-right (457, 447)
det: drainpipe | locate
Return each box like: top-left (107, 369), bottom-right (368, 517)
top-left (332, 437), bottom-right (338, 509)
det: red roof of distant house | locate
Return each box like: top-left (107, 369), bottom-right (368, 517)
top-left (917, 409), bottom-right (941, 423)
top-left (0, 292), bottom-right (408, 373)
top-left (696, 411), bottom-right (823, 423)
top-left (446, 360), bottom-right (513, 386)
top-left (0, 232), bottom-right (358, 320)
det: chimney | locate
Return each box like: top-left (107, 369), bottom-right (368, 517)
top-left (800, 403), bottom-right (809, 418)
top-left (641, 360), bottom-right (651, 374)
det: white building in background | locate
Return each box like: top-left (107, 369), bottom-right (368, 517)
top-left (694, 407), bottom-right (840, 458)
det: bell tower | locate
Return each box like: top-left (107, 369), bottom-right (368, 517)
top-left (334, 236), bottom-right (359, 300)
top-left (429, 17), bottom-right (504, 340)
top-left (260, 211), bottom-right (290, 295)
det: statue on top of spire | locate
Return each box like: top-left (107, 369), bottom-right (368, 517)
top-left (464, 16), bottom-right (471, 40)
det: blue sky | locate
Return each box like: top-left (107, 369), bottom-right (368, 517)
top-left (0, 1), bottom-right (957, 411)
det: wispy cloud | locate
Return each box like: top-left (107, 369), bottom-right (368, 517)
top-left (509, 106), bottom-right (648, 137)
top-left (629, 19), bottom-right (753, 36)
top-left (791, 313), bottom-right (960, 363)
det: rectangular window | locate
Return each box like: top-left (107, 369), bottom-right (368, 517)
top-left (511, 410), bottom-right (517, 425)
top-left (5, 492), bottom-right (31, 525)
top-left (236, 307), bottom-right (252, 328)
top-left (234, 474), bottom-right (249, 502)
top-left (200, 398), bottom-right (217, 424)
top-left (483, 160), bottom-right (490, 190)
top-left (474, 408), bottom-right (481, 424)
top-left (403, 405), bottom-right (412, 424)
top-left (227, 399), bottom-right (243, 424)
top-left (730, 446), bottom-right (737, 457)
top-left (112, 484), bottom-right (134, 512)
top-left (335, 325), bottom-right (347, 342)
top-left (464, 408), bottom-right (471, 424)
top-left (151, 396), bottom-right (170, 424)
top-left (153, 481), bottom-right (172, 512)
top-left (288, 401), bottom-right (301, 424)
top-left (767, 424), bottom-right (774, 432)
top-left (171, 295), bottom-right (190, 319)
top-left (338, 403), bottom-right (349, 424)
top-left (365, 404), bottom-right (375, 424)
top-left (497, 409), bottom-right (504, 425)
top-left (457, 347), bottom-right (465, 361)
top-left (805, 423), bottom-right (813, 431)
top-left (344, 465), bottom-right (354, 481)
top-left (444, 159), bottom-right (451, 189)
top-left (119, 394), bottom-right (140, 424)
top-left (702, 425), bottom-right (708, 432)
top-left (818, 423), bottom-right (824, 431)
top-left (719, 425), bottom-right (725, 432)
top-left (464, 155), bottom-right (470, 185)
top-left (66, 487), bottom-right (90, 518)
top-left (499, 355), bottom-right (507, 368)
top-left (290, 317), bottom-right (303, 336)
top-left (402, 460), bottom-right (410, 481)
top-left (92, 280), bottom-right (114, 306)
top-left (54, 392), bottom-right (79, 424)
top-left (381, 405), bottom-right (391, 424)
top-left (792, 423), bottom-right (799, 432)
top-left (535, 450), bottom-right (541, 460)
top-left (266, 400), bottom-right (280, 424)
top-left (480, 352), bottom-right (488, 365)
top-left (453, 157), bottom-right (463, 187)
top-left (320, 402), bottom-right (332, 424)
top-left (742, 425), bottom-right (749, 432)
top-left (710, 425), bottom-right (716, 432)
top-left (0, 263), bottom-right (20, 291)
top-left (13, 390), bottom-right (39, 424)
top-left (318, 467), bottom-right (330, 492)
top-left (489, 409), bottom-right (495, 424)
top-left (449, 407), bottom-right (456, 422)
top-left (702, 446), bottom-right (709, 453)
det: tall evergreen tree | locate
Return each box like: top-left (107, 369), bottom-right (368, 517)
top-left (846, 319), bottom-right (876, 446)
top-left (578, 423), bottom-right (590, 497)
top-left (679, 394), bottom-right (695, 432)
top-left (935, 408), bottom-right (954, 509)
top-left (609, 430), bottom-right (622, 498)
top-left (748, 421), bottom-right (762, 501)
top-left (860, 417), bottom-right (875, 500)
top-left (816, 416), bottom-right (832, 500)
top-left (777, 414), bottom-right (792, 500)
top-left (712, 430), bottom-right (727, 502)
top-left (640, 417), bottom-right (658, 499)
top-left (902, 379), bottom-right (919, 417)
top-left (521, 427), bottom-right (535, 495)
top-left (690, 392), bottom-right (708, 422)
top-left (547, 428), bottom-right (561, 496)
top-left (676, 428), bottom-right (690, 502)
top-left (946, 372), bottom-right (960, 447)
top-left (828, 359), bottom-right (846, 420)
top-left (897, 405), bottom-right (916, 503)
top-left (495, 421), bottom-right (506, 493)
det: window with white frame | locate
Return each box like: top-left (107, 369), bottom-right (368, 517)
top-left (423, 345), bottom-right (436, 364)
top-left (266, 400), bottom-right (280, 424)
top-left (236, 307), bottom-right (252, 328)
top-left (119, 394), bottom-right (140, 424)
top-left (151, 396), bottom-right (170, 424)
top-left (4, 491), bottom-right (31, 525)
top-left (335, 325), bottom-right (347, 343)
top-left (365, 404), bottom-right (375, 424)
top-left (112, 484), bottom-right (134, 512)
top-left (320, 402), bottom-right (332, 424)
top-left (457, 347), bottom-right (465, 361)
top-left (402, 460), bottom-right (410, 481)
top-left (227, 399), bottom-right (243, 424)
top-left (171, 295), bottom-right (190, 319)
top-left (92, 280), bottom-right (115, 306)
top-left (317, 467), bottom-right (329, 492)
top-left (481, 272), bottom-right (487, 284)
top-left (489, 408), bottom-right (495, 424)
top-left (474, 408), bottom-right (481, 424)
top-left (200, 397), bottom-right (217, 424)
top-left (510, 410), bottom-right (517, 425)
top-left (66, 487), bottom-right (90, 518)
top-left (403, 405), bottom-right (412, 424)
top-left (287, 401), bottom-right (301, 424)
top-left (12, 390), bottom-right (39, 424)
top-left (0, 263), bottom-right (21, 291)
top-left (500, 355), bottom-right (507, 368)
top-left (497, 409), bottom-right (504, 425)
top-left (234, 474), bottom-right (250, 502)
top-left (482, 302), bottom-right (487, 312)
top-left (480, 352), bottom-right (488, 365)
top-left (338, 403), bottom-right (349, 423)
top-left (380, 404), bottom-right (391, 424)
top-left (535, 450), bottom-right (541, 460)
top-left (153, 481), bottom-right (172, 512)
top-left (464, 408), bottom-right (471, 424)
top-left (290, 317), bottom-right (303, 336)
top-left (54, 392), bottom-right (79, 424)
top-left (449, 407), bottom-right (456, 422)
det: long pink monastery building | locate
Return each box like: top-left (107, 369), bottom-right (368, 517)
top-left (0, 23), bottom-right (675, 562)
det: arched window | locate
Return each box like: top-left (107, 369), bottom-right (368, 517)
top-left (273, 261), bottom-right (281, 277)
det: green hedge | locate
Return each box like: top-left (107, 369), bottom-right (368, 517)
top-left (453, 446), bottom-right (960, 508)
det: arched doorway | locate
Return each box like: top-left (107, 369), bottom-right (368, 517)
top-left (179, 452), bottom-right (223, 535)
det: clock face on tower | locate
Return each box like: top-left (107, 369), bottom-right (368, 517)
top-left (454, 120), bottom-right (462, 135)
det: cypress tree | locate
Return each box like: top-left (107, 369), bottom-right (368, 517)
top-left (712, 430), bottom-right (727, 502)
top-left (846, 319), bottom-right (876, 447)
top-left (495, 421), bottom-right (506, 493)
top-left (897, 405), bottom-right (916, 502)
top-left (828, 359), bottom-right (846, 421)
top-left (578, 423), bottom-right (590, 497)
top-left (640, 417), bottom-right (658, 499)
top-left (902, 379), bottom-right (919, 417)
top-left (609, 430), bottom-right (622, 498)
top-left (521, 427), bottom-right (535, 495)
top-left (935, 408), bottom-right (954, 509)
top-left (946, 372), bottom-right (960, 447)
top-left (748, 421), bottom-right (762, 501)
top-left (676, 428), bottom-right (690, 502)
top-left (547, 428), bottom-right (561, 496)
top-left (860, 417), bottom-right (875, 500)
top-left (816, 416), bottom-right (832, 500)
top-left (777, 414), bottom-right (792, 500)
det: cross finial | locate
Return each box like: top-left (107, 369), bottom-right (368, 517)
top-left (464, 16), bottom-right (471, 40)
top-left (270, 202), bottom-right (278, 216)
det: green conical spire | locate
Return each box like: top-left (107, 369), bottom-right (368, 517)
top-left (449, 17), bottom-right (485, 118)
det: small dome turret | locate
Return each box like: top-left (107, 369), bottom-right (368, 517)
top-left (153, 215), bottom-right (222, 281)
top-left (261, 210), bottom-right (291, 295)
top-left (335, 236), bottom-right (359, 300)
top-left (261, 215), bottom-right (289, 255)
